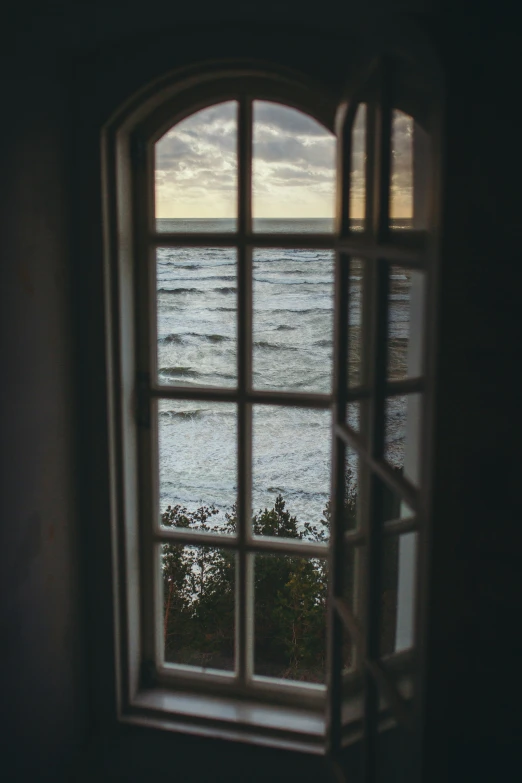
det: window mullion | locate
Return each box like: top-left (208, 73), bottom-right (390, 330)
top-left (237, 96), bottom-right (253, 686)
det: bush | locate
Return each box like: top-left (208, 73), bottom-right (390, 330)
top-left (162, 479), bottom-right (357, 681)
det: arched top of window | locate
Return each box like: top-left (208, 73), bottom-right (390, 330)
top-left (108, 61), bottom-right (339, 141)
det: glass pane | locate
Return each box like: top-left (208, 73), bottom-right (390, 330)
top-left (384, 394), bottom-right (423, 486)
top-left (387, 266), bottom-right (425, 381)
top-left (156, 247), bottom-right (237, 387)
top-left (252, 248), bottom-right (333, 392)
top-left (252, 406), bottom-right (331, 541)
top-left (345, 401), bottom-right (360, 433)
top-left (158, 401), bottom-right (237, 532)
top-left (390, 109), bottom-right (413, 229)
top-left (254, 553), bottom-right (327, 682)
top-left (252, 101), bottom-right (335, 232)
top-left (155, 101), bottom-right (237, 231)
top-left (349, 103), bottom-right (366, 229)
top-left (347, 257), bottom-right (366, 388)
top-left (379, 532), bottom-right (417, 656)
top-left (162, 544), bottom-right (235, 671)
top-left (343, 449), bottom-right (359, 532)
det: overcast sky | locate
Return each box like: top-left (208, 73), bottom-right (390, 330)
top-left (155, 101), bottom-right (412, 220)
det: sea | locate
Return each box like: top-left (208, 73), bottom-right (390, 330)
top-left (156, 218), bottom-right (412, 532)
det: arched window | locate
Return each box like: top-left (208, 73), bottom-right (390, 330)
top-left (104, 50), bottom-right (442, 779)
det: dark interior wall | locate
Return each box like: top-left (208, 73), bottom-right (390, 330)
top-left (0, 59), bottom-right (87, 778)
top-left (423, 16), bottom-right (522, 778)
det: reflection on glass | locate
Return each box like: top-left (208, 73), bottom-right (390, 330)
top-left (390, 109), bottom-right (413, 229)
top-left (254, 553), bottom-right (327, 682)
top-left (384, 394), bottom-right (422, 486)
top-left (379, 533), bottom-right (418, 657)
top-left (252, 406), bottom-right (331, 541)
top-left (156, 247), bottom-right (237, 388)
top-left (387, 266), bottom-right (425, 382)
top-left (162, 545), bottom-right (235, 671)
top-left (349, 103), bottom-right (366, 228)
top-left (252, 101), bottom-right (335, 231)
top-left (347, 257), bottom-right (365, 387)
top-left (155, 101), bottom-right (237, 231)
top-left (158, 401), bottom-right (237, 530)
top-left (252, 248), bottom-right (333, 393)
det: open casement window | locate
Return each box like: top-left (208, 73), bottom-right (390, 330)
top-left (106, 51), bottom-right (440, 781)
top-left (327, 58), bottom-right (439, 781)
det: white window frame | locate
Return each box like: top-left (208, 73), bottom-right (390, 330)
top-left (102, 52), bottom-right (442, 773)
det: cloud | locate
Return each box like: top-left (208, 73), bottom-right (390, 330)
top-left (154, 100), bottom-right (414, 219)
top-left (253, 101), bottom-right (329, 137)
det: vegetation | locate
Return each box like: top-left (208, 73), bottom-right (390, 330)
top-left (162, 475), bottom-right (359, 682)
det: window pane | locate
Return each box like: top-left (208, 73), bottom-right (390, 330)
top-left (158, 401), bottom-right (237, 532)
top-left (379, 532), bottom-right (418, 656)
top-left (162, 545), bottom-right (235, 671)
top-left (342, 542), bottom-right (359, 674)
top-left (252, 406), bottom-right (331, 542)
top-left (254, 553), bottom-right (327, 682)
top-left (343, 448), bottom-right (360, 532)
top-left (384, 394), bottom-right (423, 486)
top-left (345, 401), bottom-right (360, 433)
top-left (252, 248), bottom-right (333, 393)
top-left (390, 109), bottom-right (413, 229)
top-left (387, 266), bottom-right (425, 381)
top-left (347, 257), bottom-right (366, 388)
top-left (156, 247), bottom-right (237, 388)
top-left (349, 103), bottom-right (366, 229)
top-left (252, 101), bottom-right (334, 231)
top-left (155, 101), bottom-right (237, 231)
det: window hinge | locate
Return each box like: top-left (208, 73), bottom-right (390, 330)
top-left (136, 371), bottom-right (151, 428)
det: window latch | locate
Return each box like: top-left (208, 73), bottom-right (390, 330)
top-left (136, 371), bottom-right (151, 428)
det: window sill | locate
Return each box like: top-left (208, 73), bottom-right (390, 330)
top-left (119, 664), bottom-right (410, 754)
top-left (124, 687), bottom-right (331, 754)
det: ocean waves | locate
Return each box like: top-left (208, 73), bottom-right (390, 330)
top-left (158, 285), bottom-right (237, 295)
top-left (160, 332), bottom-right (232, 344)
top-left (155, 223), bottom-right (409, 528)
